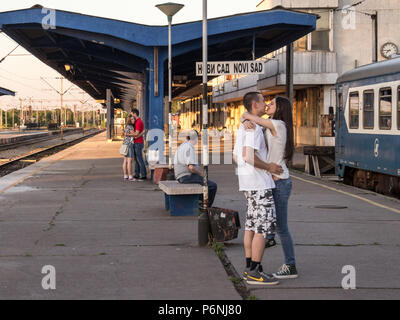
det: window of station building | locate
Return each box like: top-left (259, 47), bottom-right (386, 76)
top-left (379, 88), bottom-right (392, 130)
top-left (363, 90), bottom-right (374, 129)
top-left (311, 11), bottom-right (330, 51)
top-left (294, 36), bottom-right (307, 51)
top-left (311, 31), bottom-right (330, 51)
top-left (349, 92), bottom-right (359, 129)
top-left (295, 90), bottom-right (307, 127)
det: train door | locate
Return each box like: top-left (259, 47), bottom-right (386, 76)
top-left (335, 85), bottom-right (346, 177)
top-left (336, 85), bottom-right (344, 156)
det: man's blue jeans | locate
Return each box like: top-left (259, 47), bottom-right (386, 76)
top-left (273, 178), bottom-right (296, 266)
top-left (178, 174), bottom-right (217, 208)
top-left (133, 143), bottom-right (146, 178)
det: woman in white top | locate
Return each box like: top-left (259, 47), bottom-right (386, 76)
top-left (242, 96), bottom-right (298, 279)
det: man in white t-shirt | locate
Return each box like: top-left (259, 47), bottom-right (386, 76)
top-left (233, 92), bottom-right (283, 286)
top-left (174, 130), bottom-right (217, 207)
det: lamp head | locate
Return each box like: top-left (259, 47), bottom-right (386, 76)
top-left (156, 2), bottom-right (184, 19)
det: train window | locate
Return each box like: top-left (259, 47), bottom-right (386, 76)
top-left (363, 91), bottom-right (374, 129)
top-left (379, 88), bottom-right (392, 130)
top-left (398, 86), bottom-right (400, 130)
top-left (349, 92), bottom-right (359, 129)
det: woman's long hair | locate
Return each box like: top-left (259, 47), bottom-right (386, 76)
top-left (126, 115), bottom-right (136, 128)
top-left (272, 96), bottom-right (295, 163)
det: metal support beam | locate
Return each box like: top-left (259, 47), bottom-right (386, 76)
top-left (106, 89), bottom-right (114, 141)
top-left (286, 42), bottom-right (294, 106)
top-left (372, 11), bottom-right (378, 63)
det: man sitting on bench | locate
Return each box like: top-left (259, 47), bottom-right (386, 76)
top-left (173, 130), bottom-right (217, 207)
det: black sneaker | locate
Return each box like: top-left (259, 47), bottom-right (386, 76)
top-left (265, 239), bottom-right (277, 249)
top-left (246, 266), bottom-right (279, 286)
top-left (273, 264), bottom-right (298, 279)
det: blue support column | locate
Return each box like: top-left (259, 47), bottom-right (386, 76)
top-left (143, 72), bottom-right (150, 130)
top-left (147, 47), bottom-right (167, 162)
top-left (148, 49), bottom-right (166, 131)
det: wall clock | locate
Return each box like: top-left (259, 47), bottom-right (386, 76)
top-left (381, 42), bottom-right (399, 59)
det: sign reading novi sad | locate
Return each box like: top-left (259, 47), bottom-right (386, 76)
top-left (196, 61), bottom-right (264, 76)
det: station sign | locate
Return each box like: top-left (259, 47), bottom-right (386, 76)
top-left (196, 61), bottom-right (264, 76)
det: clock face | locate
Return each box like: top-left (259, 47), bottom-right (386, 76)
top-left (381, 42), bottom-right (399, 59)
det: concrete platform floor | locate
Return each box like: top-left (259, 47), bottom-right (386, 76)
top-left (1, 131), bottom-right (399, 300)
top-left (0, 132), bottom-right (239, 300)
top-left (213, 165), bottom-right (400, 300)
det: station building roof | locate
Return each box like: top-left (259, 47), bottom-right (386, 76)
top-left (0, 5), bottom-right (316, 128)
top-left (0, 87), bottom-right (15, 96)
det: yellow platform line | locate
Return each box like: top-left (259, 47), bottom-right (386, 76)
top-left (291, 174), bottom-right (400, 215)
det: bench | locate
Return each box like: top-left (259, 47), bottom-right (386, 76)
top-left (159, 181), bottom-right (203, 216)
top-left (304, 146), bottom-right (335, 178)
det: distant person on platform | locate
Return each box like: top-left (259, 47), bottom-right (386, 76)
top-left (174, 130), bottom-right (217, 208)
top-left (131, 109), bottom-right (147, 181)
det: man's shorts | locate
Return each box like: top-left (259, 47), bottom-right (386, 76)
top-left (244, 189), bottom-right (276, 239)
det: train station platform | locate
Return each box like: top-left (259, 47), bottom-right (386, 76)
top-left (0, 132), bottom-right (239, 300)
top-left (0, 130), bottom-right (48, 141)
top-left (219, 170), bottom-right (400, 300)
top-left (0, 132), bottom-right (399, 299)
top-left (0, 128), bottom-right (83, 146)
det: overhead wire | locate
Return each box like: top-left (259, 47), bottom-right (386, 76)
top-left (0, 45), bottom-right (20, 64)
top-left (0, 74), bottom-right (43, 93)
top-left (308, 0), bottom-right (377, 16)
top-left (313, 2), bottom-right (400, 17)
top-left (0, 67), bottom-right (39, 81)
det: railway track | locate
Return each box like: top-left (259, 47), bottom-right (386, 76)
top-left (0, 129), bottom-right (104, 177)
top-left (0, 128), bottom-right (84, 151)
top-left (0, 135), bottom-right (57, 151)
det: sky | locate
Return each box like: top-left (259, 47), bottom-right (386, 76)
top-left (0, 0), bottom-right (261, 110)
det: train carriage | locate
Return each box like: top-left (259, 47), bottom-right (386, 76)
top-left (335, 57), bottom-right (400, 197)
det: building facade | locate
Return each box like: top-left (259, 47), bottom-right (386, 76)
top-left (178, 0), bottom-right (400, 146)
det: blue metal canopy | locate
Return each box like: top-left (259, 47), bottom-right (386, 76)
top-left (0, 87), bottom-right (15, 96)
top-left (0, 5), bottom-right (316, 130)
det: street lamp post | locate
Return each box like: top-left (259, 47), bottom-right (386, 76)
top-left (156, 2), bottom-right (184, 167)
top-left (198, 0), bottom-right (210, 247)
top-left (202, 0), bottom-right (209, 210)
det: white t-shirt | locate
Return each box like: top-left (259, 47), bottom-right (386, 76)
top-left (174, 141), bottom-right (198, 180)
top-left (265, 120), bottom-right (290, 180)
top-left (233, 124), bottom-right (275, 192)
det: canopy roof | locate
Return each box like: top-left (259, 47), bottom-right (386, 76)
top-left (0, 5), bottom-right (316, 127)
top-left (0, 86), bottom-right (15, 96)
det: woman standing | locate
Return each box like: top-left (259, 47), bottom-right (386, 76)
top-left (122, 115), bottom-right (136, 181)
top-left (243, 96), bottom-right (298, 279)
